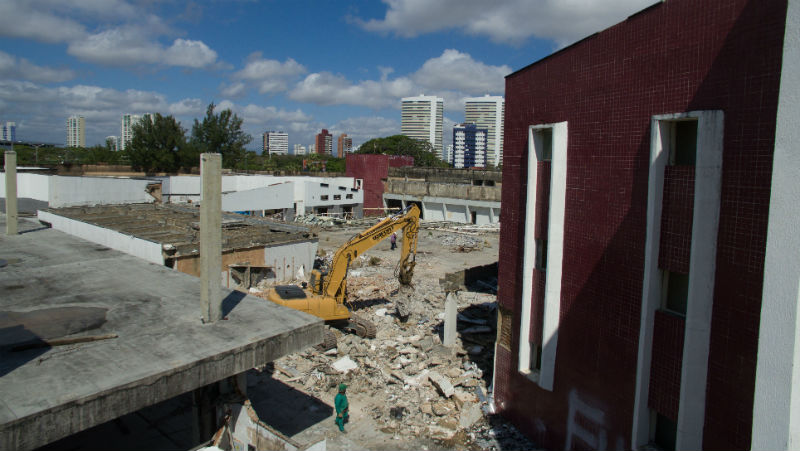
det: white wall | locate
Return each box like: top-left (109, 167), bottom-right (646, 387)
top-left (0, 173), bottom-right (50, 201)
top-left (221, 182), bottom-right (295, 212)
top-left (301, 180), bottom-right (363, 208)
top-left (38, 210), bottom-right (164, 264)
top-left (263, 240), bottom-right (317, 283)
top-left (1, 173), bottom-right (156, 207)
top-left (49, 176), bottom-right (156, 207)
top-left (752, 0), bottom-right (800, 448)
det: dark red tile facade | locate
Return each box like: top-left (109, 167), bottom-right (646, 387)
top-left (659, 167), bottom-right (695, 274)
top-left (345, 154), bottom-right (413, 215)
top-left (648, 310), bottom-right (685, 421)
top-left (496, 0), bottom-right (786, 449)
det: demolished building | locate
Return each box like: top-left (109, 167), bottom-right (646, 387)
top-left (382, 167), bottom-right (501, 224)
top-left (494, 0), bottom-right (798, 449)
top-left (37, 203), bottom-right (317, 288)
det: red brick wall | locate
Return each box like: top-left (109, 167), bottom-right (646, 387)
top-left (345, 154), bottom-right (413, 214)
top-left (496, 0), bottom-right (786, 449)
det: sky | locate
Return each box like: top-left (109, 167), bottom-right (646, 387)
top-left (0, 0), bottom-right (655, 152)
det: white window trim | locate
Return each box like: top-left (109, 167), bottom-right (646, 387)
top-left (632, 110), bottom-right (724, 449)
top-left (518, 121), bottom-right (567, 391)
top-left (752, 2), bottom-right (800, 446)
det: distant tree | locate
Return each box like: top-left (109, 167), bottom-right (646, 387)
top-left (356, 135), bottom-right (448, 167)
top-left (126, 113), bottom-right (186, 173)
top-left (190, 103), bottom-right (252, 169)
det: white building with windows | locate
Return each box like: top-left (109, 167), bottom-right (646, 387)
top-left (464, 95), bottom-right (504, 167)
top-left (2, 121), bottom-right (16, 141)
top-left (401, 95), bottom-right (443, 155)
top-left (66, 115), bottom-right (85, 148)
top-left (121, 113), bottom-right (153, 151)
top-left (293, 144), bottom-right (307, 155)
top-left (262, 131), bottom-right (289, 156)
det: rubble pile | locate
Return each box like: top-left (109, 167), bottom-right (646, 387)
top-left (254, 259), bottom-right (535, 450)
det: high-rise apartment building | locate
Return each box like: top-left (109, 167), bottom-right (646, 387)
top-left (262, 131), bottom-right (289, 156)
top-left (464, 95), bottom-right (504, 167)
top-left (401, 95), bottom-right (444, 154)
top-left (66, 115), bottom-right (85, 148)
top-left (293, 144), bottom-right (307, 156)
top-left (105, 136), bottom-right (120, 151)
top-left (315, 129), bottom-right (333, 155)
top-left (1, 121), bottom-right (16, 142)
top-left (337, 133), bottom-right (352, 158)
top-left (120, 113), bottom-right (153, 151)
top-left (451, 123), bottom-right (487, 168)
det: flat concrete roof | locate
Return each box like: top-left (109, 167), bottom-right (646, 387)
top-left (43, 203), bottom-right (315, 257)
top-left (0, 215), bottom-right (323, 450)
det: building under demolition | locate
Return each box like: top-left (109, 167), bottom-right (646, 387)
top-left (38, 203), bottom-right (317, 289)
top-left (494, 0), bottom-right (798, 450)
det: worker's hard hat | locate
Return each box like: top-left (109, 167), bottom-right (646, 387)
top-left (339, 383), bottom-right (347, 392)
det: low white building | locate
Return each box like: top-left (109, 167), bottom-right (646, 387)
top-left (160, 174), bottom-right (364, 219)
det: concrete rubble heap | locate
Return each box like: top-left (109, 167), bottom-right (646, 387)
top-left (248, 236), bottom-right (538, 450)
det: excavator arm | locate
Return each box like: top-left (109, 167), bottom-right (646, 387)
top-left (318, 204), bottom-right (420, 303)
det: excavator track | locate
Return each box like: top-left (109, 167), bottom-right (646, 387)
top-left (348, 314), bottom-right (377, 339)
top-left (314, 327), bottom-right (338, 351)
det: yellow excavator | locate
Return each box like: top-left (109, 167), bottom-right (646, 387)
top-left (265, 204), bottom-right (420, 347)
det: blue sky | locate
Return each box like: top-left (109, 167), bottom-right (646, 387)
top-left (0, 0), bottom-right (653, 151)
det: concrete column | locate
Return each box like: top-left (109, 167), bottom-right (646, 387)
top-left (5, 151), bottom-right (17, 235)
top-left (200, 153), bottom-right (222, 323)
top-left (444, 291), bottom-right (458, 346)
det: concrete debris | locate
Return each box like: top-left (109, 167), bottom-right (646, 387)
top-left (459, 402), bottom-right (484, 429)
top-left (250, 225), bottom-right (540, 451)
top-left (428, 371), bottom-right (455, 398)
top-left (331, 356), bottom-right (358, 373)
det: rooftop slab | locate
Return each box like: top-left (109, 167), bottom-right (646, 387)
top-left (0, 215), bottom-right (323, 450)
top-left (41, 203), bottom-right (315, 258)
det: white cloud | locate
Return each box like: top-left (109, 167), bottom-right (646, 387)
top-left (163, 39), bottom-right (218, 68)
top-left (0, 1), bottom-right (218, 70)
top-left (288, 49), bottom-right (505, 111)
top-left (412, 49), bottom-right (510, 93)
top-left (0, 79), bottom-right (205, 144)
top-left (356, 0), bottom-right (654, 46)
top-left (231, 53), bottom-right (307, 94)
top-left (68, 26), bottom-right (218, 68)
top-left (0, 51), bottom-right (76, 83)
top-left (328, 116), bottom-right (401, 147)
top-left (221, 82), bottom-right (247, 98)
top-left (0, 1), bottom-right (86, 43)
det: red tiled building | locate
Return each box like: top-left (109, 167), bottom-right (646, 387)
top-left (345, 154), bottom-right (414, 215)
top-left (494, 0), bottom-right (798, 449)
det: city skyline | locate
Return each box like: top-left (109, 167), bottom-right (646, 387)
top-left (0, 1), bottom-right (653, 149)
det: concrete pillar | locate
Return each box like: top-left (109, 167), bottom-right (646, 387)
top-left (200, 153), bottom-right (222, 323)
top-left (444, 291), bottom-right (458, 346)
top-left (5, 151), bottom-right (17, 235)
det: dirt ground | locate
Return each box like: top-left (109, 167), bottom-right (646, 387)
top-left (246, 221), bottom-right (541, 451)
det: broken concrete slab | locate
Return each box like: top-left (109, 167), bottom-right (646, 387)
top-left (331, 356), bottom-right (358, 373)
top-left (429, 371), bottom-right (455, 398)
top-left (459, 402), bottom-right (483, 429)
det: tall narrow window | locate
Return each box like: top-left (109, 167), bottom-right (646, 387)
top-left (518, 122), bottom-right (567, 391)
top-left (661, 270), bottom-right (688, 316)
top-left (669, 120), bottom-right (697, 166)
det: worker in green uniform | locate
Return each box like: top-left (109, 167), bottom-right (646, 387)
top-left (335, 383), bottom-right (349, 432)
